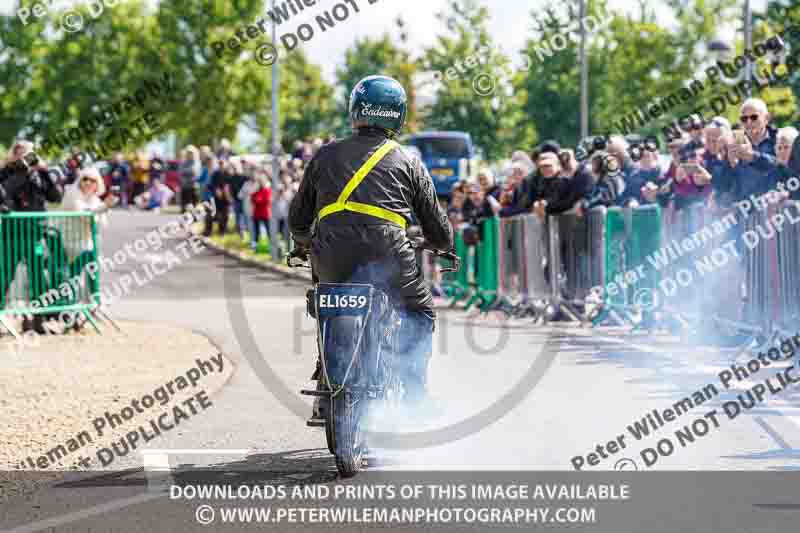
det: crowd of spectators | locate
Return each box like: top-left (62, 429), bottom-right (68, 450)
top-left (40, 137), bottom-right (337, 254)
top-left (6, 96), bottom-right (798, 263)
top-left (445, 97), bottom-right (800, 233)
top-left (0, 136), bottom-right (337, 331)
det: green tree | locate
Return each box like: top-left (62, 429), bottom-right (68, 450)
top-left (516, 0), bottom-right (738, 148)
top-left (254, 48), bottom-right (338, 150)
top-left (756, 0), bottom-right (800, 126)
top-left (421, 0), bottom-right (534, 161)
top-left (0, 0), bottom-right (338, 156)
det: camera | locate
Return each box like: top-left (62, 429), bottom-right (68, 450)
top-left (24, 151), bottom-right (39, 167)
top-left (765, 35), bottom-right (786, 53)
top-left (628, 144), bottom-right (643, 162)
top-left (643, 136), bottom-right (659, 153)
top-left (576, 135), bottom-right (608, 163)
top-left (592, 135), bottom-right (607, 152)
top-left (6, 151), bottom-right (39, 174)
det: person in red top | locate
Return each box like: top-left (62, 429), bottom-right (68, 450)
top-left (250, 176), bottom-right (272, 250)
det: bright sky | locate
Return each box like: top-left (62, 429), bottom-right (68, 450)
top-left (1, 0), bottom-right (769, 82)
top-left (283, 0), bottom-right (768, 81)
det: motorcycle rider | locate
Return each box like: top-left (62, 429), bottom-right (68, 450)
top-left (289, 75), bottom-right (453, 421)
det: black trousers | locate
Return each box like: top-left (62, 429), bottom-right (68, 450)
top-left (180, 185), bottom-right (198, 213)
top-left (204, 204), bottom-right (229, 236)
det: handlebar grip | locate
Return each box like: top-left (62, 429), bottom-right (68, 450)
top-left (436, 250), bottom-right (460, 273)
top-left (287, 250), bottom-right (310, 269)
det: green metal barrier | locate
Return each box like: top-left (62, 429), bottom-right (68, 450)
top-left (444, 230), bottom-right (472, 307)
top-left (599, 206), bottom-right (662, 325)
top-left (603, 208), bottom-right (629, 308)
top-left (628, 205), bottom-right (662, 307)
top-left (465, 216), bottom-right (499, 312)
top-left (0, 211), bottom-right (102, 335)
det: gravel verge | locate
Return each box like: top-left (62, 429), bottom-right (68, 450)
top-left (0, 320), bottom-right (233, 498)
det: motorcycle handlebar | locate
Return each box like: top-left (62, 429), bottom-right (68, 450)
top-left (287, 248), bottom-right (311, 269)
top-left (410, 237), bottom-right (459, 273)
top-left (433, 249), bottom-right (460, 273)
top-left (287, 239), bottom-right (460, 274)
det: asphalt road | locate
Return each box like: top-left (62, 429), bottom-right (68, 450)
top-left (85, 210), bottom-right (800, 471)
top-left (5, 209), bottom-right (800, 532)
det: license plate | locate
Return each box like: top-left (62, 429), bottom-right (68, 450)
top-left (316, 284), bottom-right (372, 318)
top-left (430, 168), bottom-right (454, 177)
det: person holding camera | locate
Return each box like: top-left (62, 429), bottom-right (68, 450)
top-left (726, 99), bottom-right (779, 205)
top-left (0, 140), bottom-right (61, 213)
top-left (530, 151), bottom-right (584, 220)
top-left (0, 140), bottom-right (63, 333)
top-left (581, 150), bottom-right (626, 211)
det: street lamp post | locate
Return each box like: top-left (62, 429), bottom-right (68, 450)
top-left (579, 0), bottom-right (589, 139)
top-left (743, 0), bottom-right (753, 96)
top-left (270, 0), bottom-right (281, 262)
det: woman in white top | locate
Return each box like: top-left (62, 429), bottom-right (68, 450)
top-left (61, 167), bottom-right (116, 289)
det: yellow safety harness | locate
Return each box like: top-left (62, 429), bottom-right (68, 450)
top-left (317, 140), bottom-right (406, 229)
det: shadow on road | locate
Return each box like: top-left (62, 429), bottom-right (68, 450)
top-left (55, 449), bottom-right (340, 490)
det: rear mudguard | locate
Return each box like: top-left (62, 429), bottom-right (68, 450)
top-left (321, 315), bottom-right (365, 386)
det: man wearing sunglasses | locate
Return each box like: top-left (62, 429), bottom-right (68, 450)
top-left (730, 99), bottom-right (777, 166)
top-left (728, 98), bottom-right (779, 204)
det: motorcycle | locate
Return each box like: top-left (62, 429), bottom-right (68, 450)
top-left (288, 237), bottom-right (459, 477)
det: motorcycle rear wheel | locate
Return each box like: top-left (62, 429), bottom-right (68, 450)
top-left (327, 391), bottom-right (365, 477)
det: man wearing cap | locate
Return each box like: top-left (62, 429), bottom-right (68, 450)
top-left (530, 151), bottom-right (581, 219)
top-left (500, 140), bottom-right (559, 217)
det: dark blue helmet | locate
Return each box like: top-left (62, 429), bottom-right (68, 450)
top-left (348, 75), bottom-right (407, 137)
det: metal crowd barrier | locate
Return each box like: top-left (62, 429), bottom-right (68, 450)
top-left (742, 201), bottom-right (800, 338)
top-left (775, 201), bottom-right (800, 329)
top-left (466, 217), bottom-right (499, 311)
top-left (440, 229), bottom-right (474, 306)
top-left (0, 211), bottom-right (102, 336)
top-left (549, 207), bottom-right (608, 321)
top-left (433, 207), bottom-right (662, 323)
top-left (660, 203), bottom-right (735, 321)
top-left (601, 205), bottom-right (663, 325)
top-left (424, 195), bottom-right (800, 342)
top-left (543, 206), bottom-right (660, 325)
top-left (493, 214), bottom-right (552, 318)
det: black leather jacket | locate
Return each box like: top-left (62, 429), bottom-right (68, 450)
top-left (289, 129), bottom-right (453, 313)
top-left (0, 163), bottom-right (62, 212)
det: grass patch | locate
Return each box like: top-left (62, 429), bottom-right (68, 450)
top-left (208, 231), bottom-right (284, 261)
